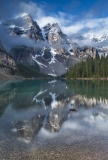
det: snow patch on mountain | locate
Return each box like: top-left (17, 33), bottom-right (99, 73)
top-left (32, 55), bottom-right (47, 68)
top-left (49, 48), bottom-right (57, 64)
top-left (48, 73), bottom-right (57, 77)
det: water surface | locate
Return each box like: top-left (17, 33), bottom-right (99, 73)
top-left (0, 80), bottom-right (108, 160)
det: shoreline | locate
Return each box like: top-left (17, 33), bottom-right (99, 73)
top-left (0, 72), bottom-right (108, 82)
top-left (65, 78), bottom-right (108, 80)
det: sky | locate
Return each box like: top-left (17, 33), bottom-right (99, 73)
top-left (1, 0), bottom-right (108, 19)
top-left (1, 0), bottom-right (108, 46)
top-left (33, 0), bottom-right (108, 18)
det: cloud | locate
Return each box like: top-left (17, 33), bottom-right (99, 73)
top-left (0, 24), bottom-right (70, 51)
top-left (61, 17), bottom-right (108, 36)
top-left (19, 1), bottom-right (44, 19)
top-left (1, 1), bottom-right (108, 48)
top-left (38, 128), bottom-right (57, 138)
top-left (0, 25), bottom-right (48, 51)
top-left (62, 23), bottom-right (84, 35)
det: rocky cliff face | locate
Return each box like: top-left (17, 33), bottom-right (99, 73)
top-left (9, 46), bottom-right (79, 76)
top-left (2, 13), bottom-right (44, 41)
top-left (0, 42), bottom-right (16, 75)
top-left (72, 47), bottom-right (98, 60)
top-left (42, 23), bottom-right (72, 51)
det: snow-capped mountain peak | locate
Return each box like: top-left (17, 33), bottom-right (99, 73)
top-left (20, 13), bottom-right (33, 27)
top-left (84, 31), bottom-right (108, 43)
top-left (42, 23), bottom-right (72, 46)
top-left (50, 23), bottom-right (61, 33)
top-left (2, 13), bottom-right (44, 41)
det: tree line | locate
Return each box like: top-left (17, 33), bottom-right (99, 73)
top-left (66, 54), bottom-right (108, 79)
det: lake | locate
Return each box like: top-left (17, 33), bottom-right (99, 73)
top-left (0, 80), bottom-right (108, 160)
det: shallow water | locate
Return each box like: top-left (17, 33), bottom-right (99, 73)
top-left (0, 80), bottom-right (108, 160)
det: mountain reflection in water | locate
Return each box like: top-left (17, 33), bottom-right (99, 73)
top-left (0, 80), bottom-right (108, 145)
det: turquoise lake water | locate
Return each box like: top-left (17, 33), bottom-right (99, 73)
top-left (0, 80), bottom-right (108, 160)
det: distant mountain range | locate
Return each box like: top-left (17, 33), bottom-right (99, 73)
top-left (0, 13), bottom-right (101, 78)
top-left (73, 32), bottom-right (108, 56)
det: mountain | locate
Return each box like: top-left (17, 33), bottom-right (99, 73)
top-left (0, 13), bottom-right (99, 77)
top-left (0, 41), bottom-right (52, 79)
top-left (2, 13), bottom-right (44, 41)
top-left (73, 31), bottom-right (108, 56)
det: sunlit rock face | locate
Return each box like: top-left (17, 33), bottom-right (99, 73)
top-left (0, 42), bottom-right (16, 69)
top-left (72, 47), bottom-right (98, 60)
top-left (0, 41), bottom-right (16, 75)
top-left (42, 23), bottom-right (71, 49)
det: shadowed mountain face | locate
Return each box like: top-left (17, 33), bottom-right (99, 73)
top-left (0, 80), bottom-right (108, 144)
top-left (0, 13), bottom-right (99, 77)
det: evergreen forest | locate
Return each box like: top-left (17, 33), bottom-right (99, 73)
top-left (66, 54), bottom-right (108, 79)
